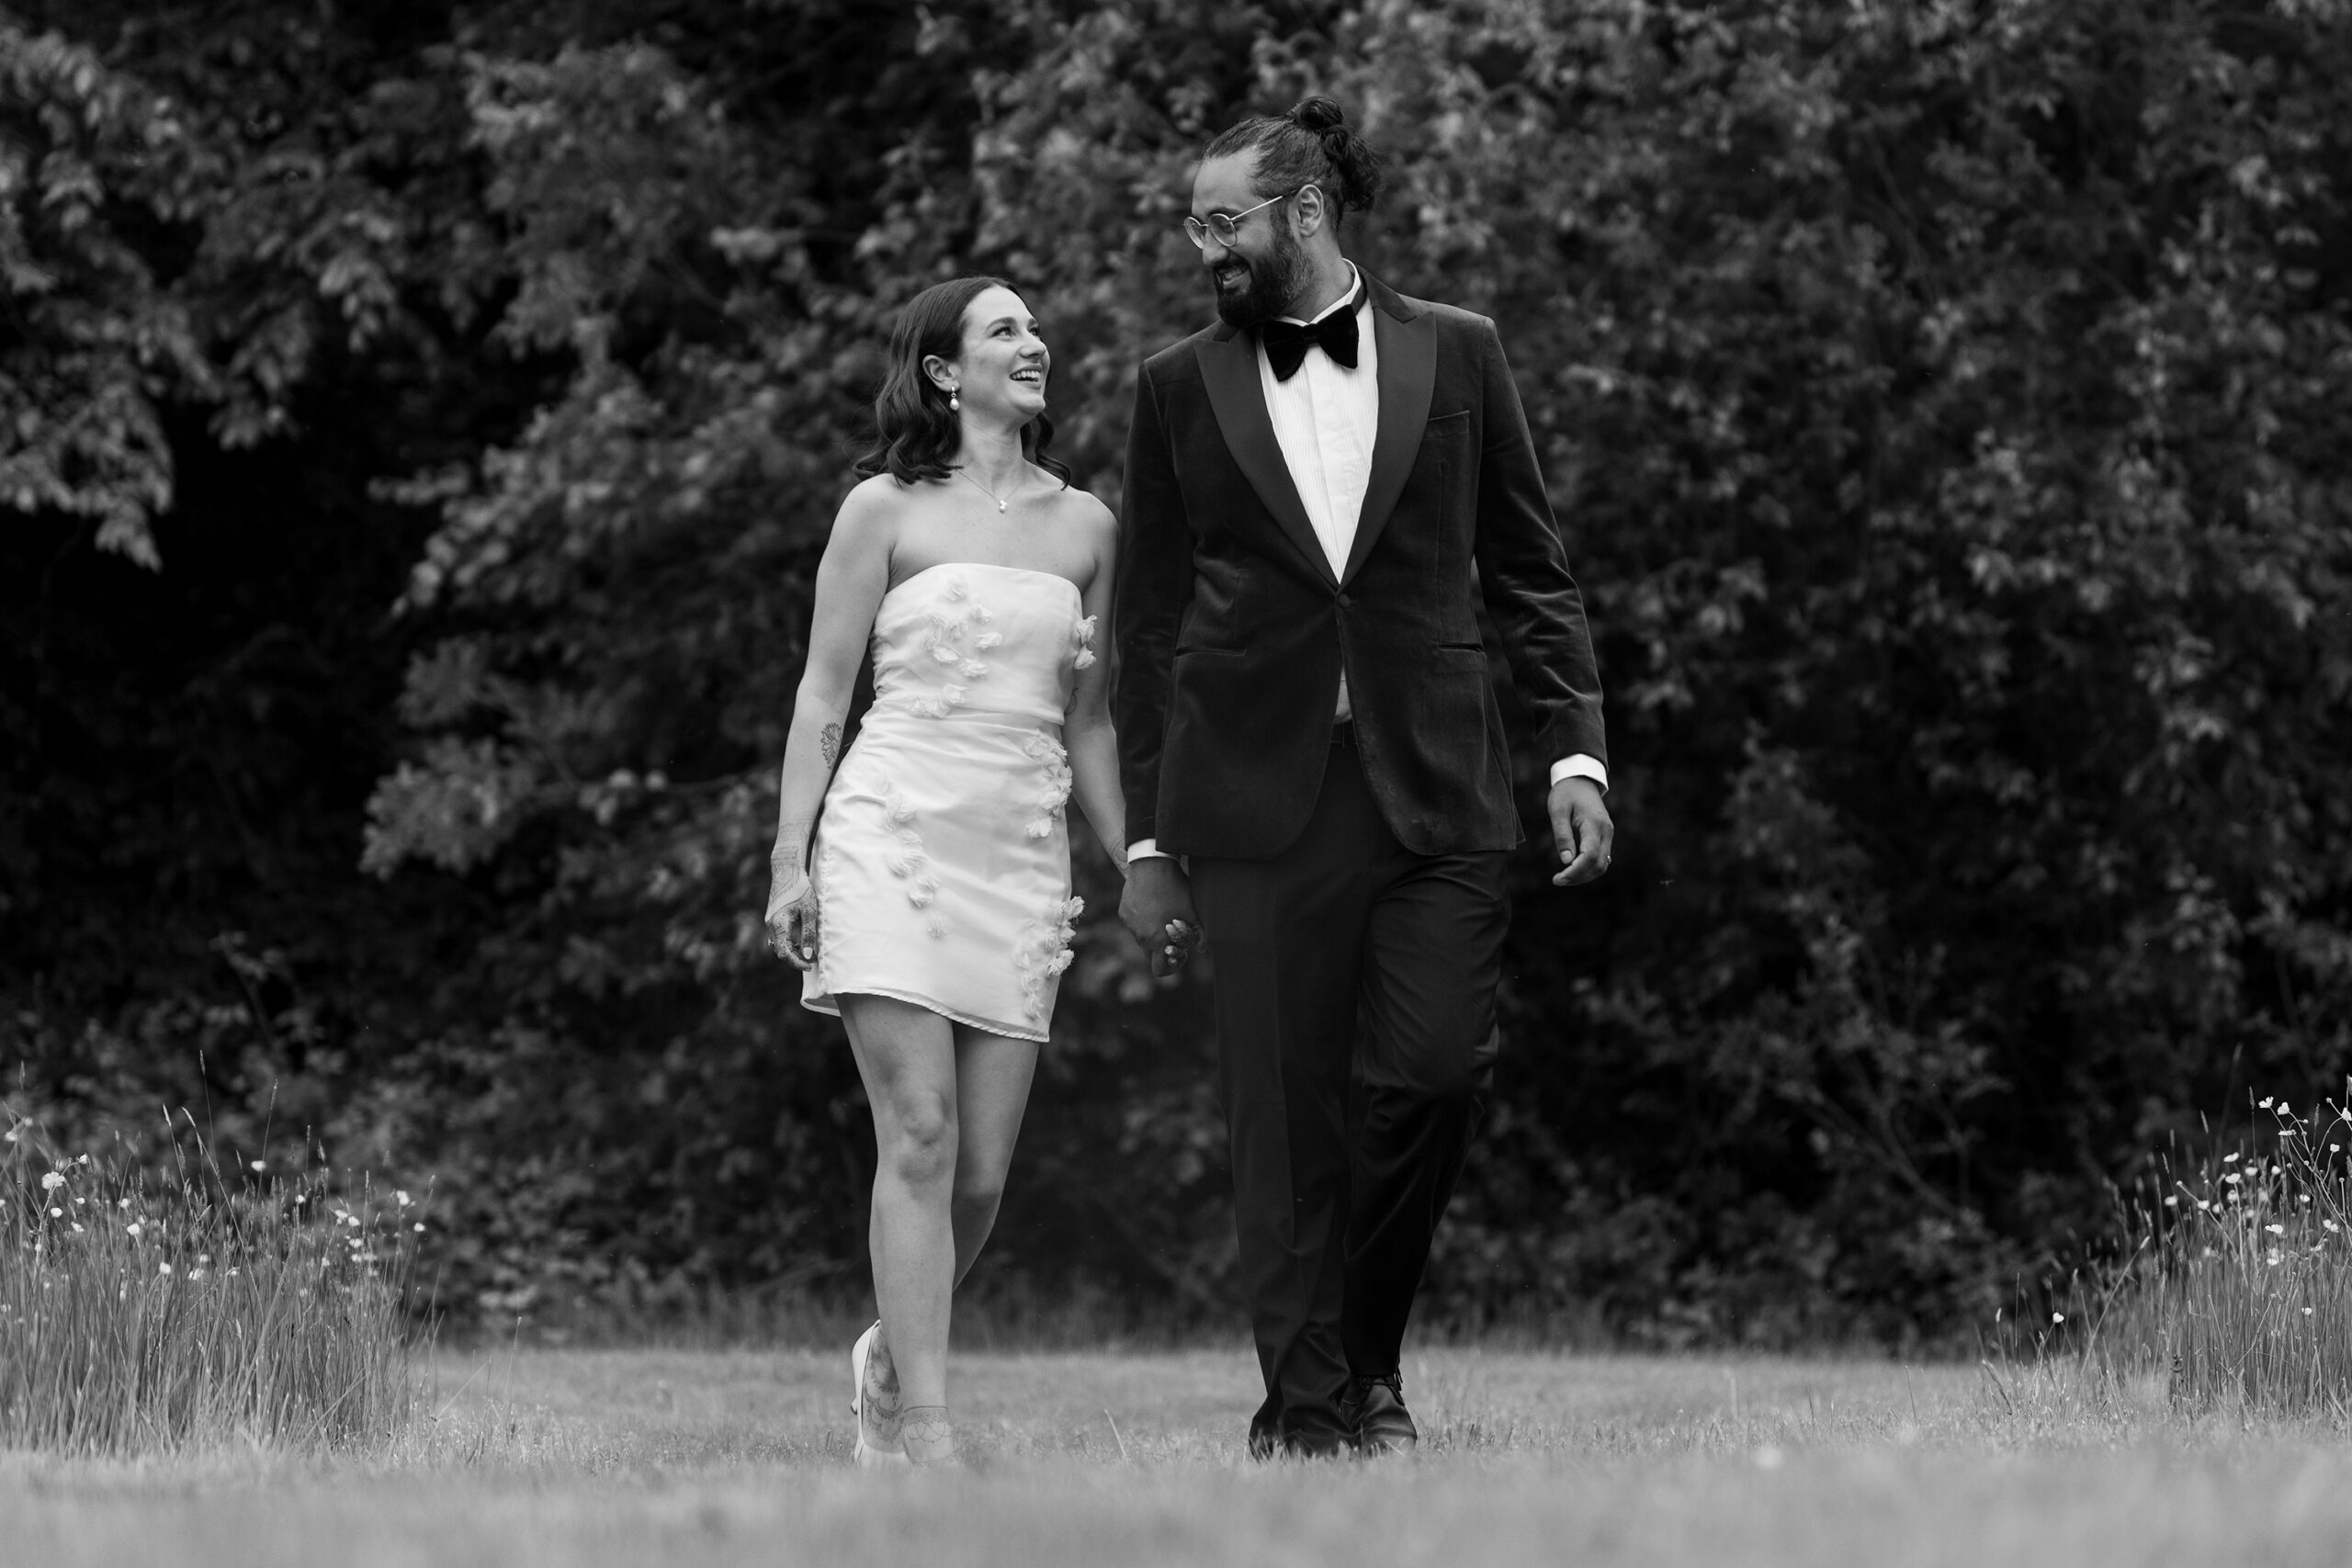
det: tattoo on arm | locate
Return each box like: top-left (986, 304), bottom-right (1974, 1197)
top-left (820, 723), bottom-right (842, 767)
top-left (773, 818), bottom-right (809, 872)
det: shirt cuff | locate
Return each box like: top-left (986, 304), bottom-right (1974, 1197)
top-left (1127, 839), bottom-right (1173, 862)
top-left (1550, 755), bottom-right (1608, 793)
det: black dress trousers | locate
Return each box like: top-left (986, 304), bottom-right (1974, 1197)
top-left (1188, 728), bottom-right (1510, 1454)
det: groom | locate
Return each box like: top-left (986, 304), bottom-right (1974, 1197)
top-left (1115, 97), bottom-right (1613, 1459)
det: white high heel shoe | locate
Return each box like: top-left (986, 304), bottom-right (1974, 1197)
top-left (851, 1321), bottom-right (910, 1469)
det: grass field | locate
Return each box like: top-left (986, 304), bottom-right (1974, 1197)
top-left (6, 1343), bottom-right (2352, 1566)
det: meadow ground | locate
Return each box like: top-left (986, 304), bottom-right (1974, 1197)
top-left (6, 1343), bottom-right (2352, 1566)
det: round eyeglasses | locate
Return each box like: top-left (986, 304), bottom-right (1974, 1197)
top-left (1182, 186), bottom-right (1307, 251)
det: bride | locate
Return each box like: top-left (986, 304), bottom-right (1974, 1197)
top-left (763, 276), bottom-right (1165, 1466)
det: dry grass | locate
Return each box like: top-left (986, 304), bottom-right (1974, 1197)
top-left (5, 1343), bottom-right (2351, 1567)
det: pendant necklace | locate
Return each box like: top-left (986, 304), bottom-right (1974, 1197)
top-left (956, 467), bottom-right (1015, 513)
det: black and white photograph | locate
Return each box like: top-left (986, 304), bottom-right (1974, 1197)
top-left (4, 0), bottom-right (2350, 1562)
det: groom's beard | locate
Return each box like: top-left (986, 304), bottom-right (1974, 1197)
top-left (1210, 226), bottom-right (1313, 331)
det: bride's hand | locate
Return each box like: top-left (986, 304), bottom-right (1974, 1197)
top-left (765, 861), bottom-right (820, 970)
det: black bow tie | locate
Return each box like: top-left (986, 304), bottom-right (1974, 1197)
top-left (1261, 305), bottom-right (1360, 381)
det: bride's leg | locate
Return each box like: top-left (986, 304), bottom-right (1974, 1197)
top-left (839, 996), bottom-right (958, 1457)
top-left (949, 1028), bottom-right (1041, 1286)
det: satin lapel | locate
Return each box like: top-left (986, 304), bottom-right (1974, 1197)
top-left (1340, 299), bottom-right (1437, 587)
top-left (1194, 330), bottom-right (1338, 590)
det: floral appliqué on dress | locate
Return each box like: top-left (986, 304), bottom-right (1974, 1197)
top-left (1013, 895), bottom-right (1085, 1023)
top-left (1069, 614), bottom-right (1098, 671)
top-left (878, 779), bottom-right (947, 938)
top-left (1022, 733), bottom-right (1072, 839)
top-left (898, 577), bottom-right (997, 718)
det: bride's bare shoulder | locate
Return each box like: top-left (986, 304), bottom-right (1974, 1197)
top-left (832, 471), bottom-right (941, 540)
top-left (839, 470), bottom-right (937, 514)
top-left (1043, 472), bottom-right (1114, 549)
top-left (1035, 469), bottom-right (1111, 523)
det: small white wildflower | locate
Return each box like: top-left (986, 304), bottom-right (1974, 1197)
top-left (2324, 1221), bottom-right (2342, 1234)
top-left (396, 1190), bottom-right (412, 1209)
top-left (413, 1223), bottom-right (426, 1234)
top-left (2224, 1153), bottom-right (2241, 1164)
top-left (2164, 1195), bottom-right (2179, 1207)
top-left (250, 1160), bottom-right (266, 1172)
top-left (125, 1221), bottom-right (142, 1237)
top-left (71, 1224), bottom-right (84, 1234)
top-left (2052, 1312), bottom-right (2065, 1325)
top-left (40, 1172), bottom-right (64, 1192)
top-left (187, 1269), bottom-right (205, 1281)
top-left (157, 1262), bottom-right (173, 1276)
top-left (117, 1198), bottom-right (130, 1210)
top-left (2267, 1224), bottom-right (2286, 1235)
top-left (2261, 1097), bottom-right (2275, 1109)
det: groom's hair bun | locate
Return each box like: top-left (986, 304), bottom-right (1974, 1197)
top-left (1203, 96), bottom-right (1386, 228)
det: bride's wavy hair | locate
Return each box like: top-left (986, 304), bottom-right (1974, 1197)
top-left (855, 276), bottom-right (1072, 487)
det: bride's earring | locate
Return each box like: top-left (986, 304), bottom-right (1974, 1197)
top-left (947, 384), bottom-right (961, 412)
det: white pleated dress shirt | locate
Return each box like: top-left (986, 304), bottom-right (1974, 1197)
top-left (1128, 265), bottom-right (1604, 864)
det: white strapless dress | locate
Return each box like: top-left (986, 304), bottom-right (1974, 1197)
top-left (802, 562), bottom-right (1096, 1043)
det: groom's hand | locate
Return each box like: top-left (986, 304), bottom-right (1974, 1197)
top-left (1549, 777), bottom-right (1614, 887)
top-left (1121, 857), bottom-right (1202, 977)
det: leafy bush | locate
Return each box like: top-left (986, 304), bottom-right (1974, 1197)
top-left (4, 0), bottom-right (2349, 1346)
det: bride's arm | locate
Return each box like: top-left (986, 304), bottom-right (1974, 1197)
top-left (766, 481), bottom-right (894, 964)
top-left (1063, 495), bottom-right (1127, 880)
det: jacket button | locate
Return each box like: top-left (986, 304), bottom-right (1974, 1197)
top-left (1336, 592), bottom-right (1352, 609)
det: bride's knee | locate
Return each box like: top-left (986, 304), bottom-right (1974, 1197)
top-left (878, 1095), bottom-right (959, 1189)
top-left (950, 1178), bottom-right (1004, 1230)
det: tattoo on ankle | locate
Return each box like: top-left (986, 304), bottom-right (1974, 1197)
top-left (900, 1405), bottom-right (953, 1454)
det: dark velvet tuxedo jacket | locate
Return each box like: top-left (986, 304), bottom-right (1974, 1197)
top-left (1114, 273), bottom-right (1607, 860)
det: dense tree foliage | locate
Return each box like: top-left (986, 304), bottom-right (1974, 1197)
top-left (5, 0), bottom-right (2348, 1345)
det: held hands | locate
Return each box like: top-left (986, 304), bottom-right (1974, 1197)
top-left (1119, 857), bottom-right (1203, 978)
top-left (1549, 776), bottom-right (1615, 887)
top-left (765, 855), bottom-right (820, 969)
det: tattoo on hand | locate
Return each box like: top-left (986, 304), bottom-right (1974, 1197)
top-left (820, 723), bottom-right (842, 767)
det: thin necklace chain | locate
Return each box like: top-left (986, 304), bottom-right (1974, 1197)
top-left (956, 465), bottom-right (1017, 513)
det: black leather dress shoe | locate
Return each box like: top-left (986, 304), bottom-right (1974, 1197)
top-left (1344, 1372), bottom-right (1419, 1454)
